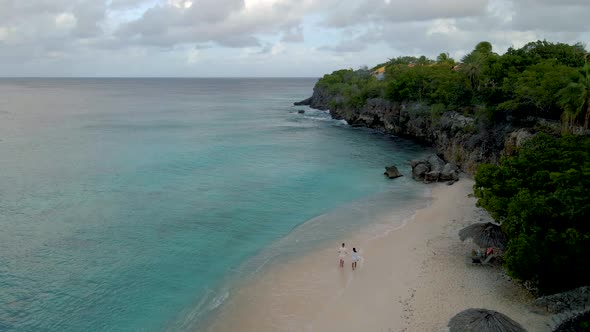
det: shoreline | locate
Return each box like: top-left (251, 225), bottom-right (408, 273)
top-left (204, 179), bottom-right (551, 331)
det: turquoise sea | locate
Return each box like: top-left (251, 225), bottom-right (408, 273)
top-left (0, 78), bottom-right (430, 331)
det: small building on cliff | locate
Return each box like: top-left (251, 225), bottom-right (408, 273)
top-left (372, 66), bottom-right (386, 80)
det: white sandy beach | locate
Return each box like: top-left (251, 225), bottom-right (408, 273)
top-left (206, 179), bottom-right (551, 332)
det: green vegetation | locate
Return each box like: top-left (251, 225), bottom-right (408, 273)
top-left (317, 40), bottom-right (590, 294)
top-left (474, 134), bottom-right (590, 294)
top-left (558, 64), bottom-right (590, 130)
top-left (316, 40), bottom-right (589, 130)
top-left (316, 68), bottom-right (387, 110)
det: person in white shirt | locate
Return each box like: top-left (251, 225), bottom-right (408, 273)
top-left (338, 243), bottom-right (348, 268)
top-left (351, 248), bottom-right (360, 270)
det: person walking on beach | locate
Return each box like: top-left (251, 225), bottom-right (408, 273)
top-left (338, 243), bottom-right (348, 268)
top-left (351, 248), bottom-right (360, 271)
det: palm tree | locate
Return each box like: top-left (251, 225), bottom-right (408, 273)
top-left (437, 52), bottom-right (450, 62)
top-left (460, 42), bottom-right (494, 92)
top-left (558, 63), bottom-right (590, 131)
top-left (461, 51), bottom-right (485, 92)
top-left (474, 41), bottom-right (493, 54)
top-left (437, 52), bottom-right (456, 66)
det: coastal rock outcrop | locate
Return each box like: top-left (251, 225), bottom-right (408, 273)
top-left (554, 311), bottom-right (590, 332)
top-left (533, 286), bottom-right (590, 315)
top-left (427, 154), bottom-right (445, 173)
top-left (295, 85), bottom-right (565, 174)
top-left (424, 171), bottom-right (441, 183)
top-left (503, 128), bottom-right (533, 156)
top-left (410, 154), bottom-right (460, 183)
top-left (533, 286), bottom-right (590, 331)
top-left (412, 162), bottom-right (430, 180)
top-left (384, 165), bottom-right (403, 179)
top-left (440, 162), bottom-right (460, 181)
top-left (294, 97), bottom-right (312, 106)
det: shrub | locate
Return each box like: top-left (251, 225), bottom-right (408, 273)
top-left (474, 134), bottom-right (590, 294)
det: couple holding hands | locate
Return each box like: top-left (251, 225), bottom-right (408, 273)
top-left (338, 243), bottom-right (361, 270)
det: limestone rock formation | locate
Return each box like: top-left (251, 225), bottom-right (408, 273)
top-left (534, 286), bottom-right (590, 314)
top-left (412, 162), bottom-right (430, 180)
top-left (441, 162), bottom-right (460, 181)
top-left (294, 97), bottom-right (312, 106)
top-left (295, 84), bottom-right (566, 175)
top-left (384, 165), bottom-right (403, 179)
top-left (427, 154), bottom-right (445, 173)
top-left (424, 171), bottom-right (441, 183)
top-left (503, 128), bottom-right (533, 156)
top-left (410, 154), bottom-right (460, 183)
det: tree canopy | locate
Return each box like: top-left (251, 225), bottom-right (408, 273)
top-left (316, 40), bottom-right (589, 130)
top-left (314, 40), bottom-right (590, 294)
top-left (474, 134), bottom-right (590, 293)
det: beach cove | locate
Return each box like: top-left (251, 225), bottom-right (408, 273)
top-left (0, 78), bottom-right (433, 331)
top-left (1, 78), bottom-right (572, 332)
top-left (3, 1), bottom-right (590, 329)
top-left (206, 179), bottom-right (552, 331)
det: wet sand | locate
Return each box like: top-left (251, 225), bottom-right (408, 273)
top-left (205, 179), bottom-right (551, 331)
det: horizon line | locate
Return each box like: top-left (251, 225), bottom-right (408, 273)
top-left (0, 76), bottom-right (320, 79)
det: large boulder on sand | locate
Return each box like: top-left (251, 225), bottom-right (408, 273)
top-left (533, 285), bottom-right (590, 314)
top-left (384, 165), bottom-right (403, 179)
top-left (427, 154), bottom-right (446, 173)
top-left (412, 163), bottom-right (430, 180)
top-left (411, 154), bottom-right (460, 183)
top-left (410, 159), bottom-right (426, 168)
top-left (424, 171), bottom-right (441, 183)
top-left (440, 162), bottom-right (460, 181)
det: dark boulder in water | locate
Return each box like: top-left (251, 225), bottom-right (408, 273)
top-left (297, 110), bottom-right (305, 114)
top-left (384, 165), bottom-right (403, 179)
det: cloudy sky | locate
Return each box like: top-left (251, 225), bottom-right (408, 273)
top-left (0, 0), bottom-right (588, 77)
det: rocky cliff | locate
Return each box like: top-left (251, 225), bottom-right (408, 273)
top-left (296, 85), bottom-right (561, 174)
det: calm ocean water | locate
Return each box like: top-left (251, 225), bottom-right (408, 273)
top-left (0, 78), bottom-right (430, 331)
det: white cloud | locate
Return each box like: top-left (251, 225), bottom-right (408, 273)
top-left (55, 13), bottom-right (77, 29)
top-left (168, 0), bottom-right (193, 9)
top-left (270, 42), bottom-right (285, 55)
top-left (427, 19), bottom-right (458, 36)
top-left (187, 48), bottom-right (199, 64)
top-left (321, 0), bottom-right (488, 27)
top-left (0, 27), bottom-right (10, 41)
top-left (0, 0), bottom-right (588, 76)
top-left (244, 0), bottom-right (281, 10)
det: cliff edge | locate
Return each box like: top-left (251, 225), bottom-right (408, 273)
top-left (296, 85), bottom-right (560, 174)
